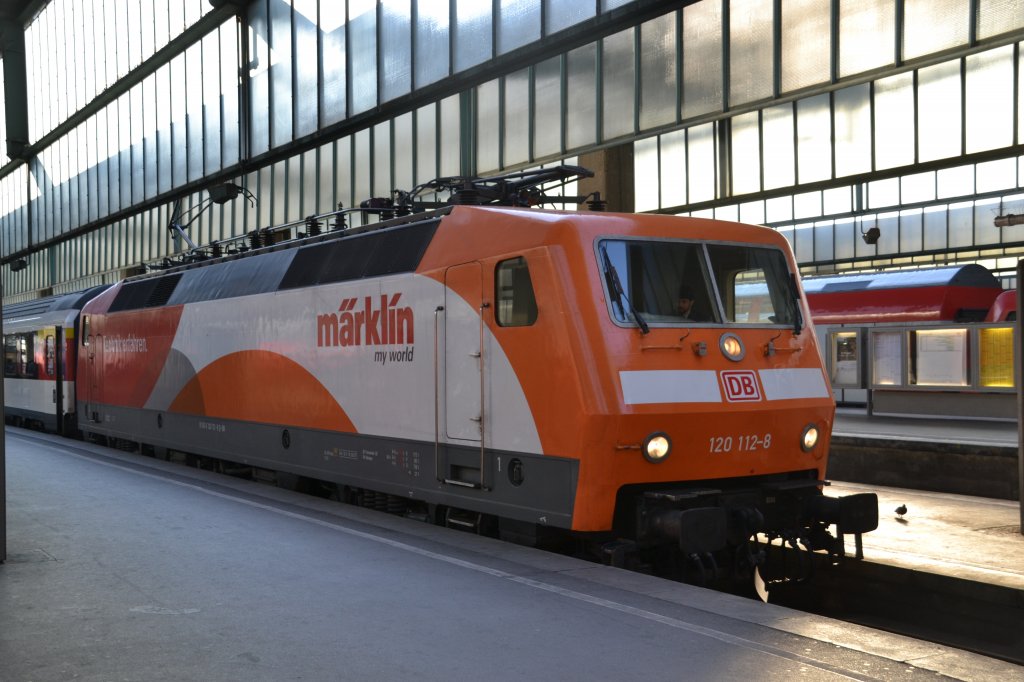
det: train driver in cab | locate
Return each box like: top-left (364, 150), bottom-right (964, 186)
top-left (676, 284), bottom-right (703, 321)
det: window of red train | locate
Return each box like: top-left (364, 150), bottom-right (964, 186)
top-left (45, 335), bottom-right (55, 376)
top-left (3, 335), bottom-right (16, 377)
top-left (16, 335), bottom-right (33, 377)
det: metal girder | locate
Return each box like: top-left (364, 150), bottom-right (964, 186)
top-left (0, 3), bottom-right (239, 179)
top-left (0, 0), bottom-right (696, 265)
top-left (0, 18), bottom-right (27, 160)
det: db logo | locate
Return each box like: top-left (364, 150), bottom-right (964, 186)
top-left (720, 370), bottom-right (762, 402)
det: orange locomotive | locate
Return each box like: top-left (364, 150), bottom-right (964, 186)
top-left (75, 167), bottom-right (877, 581)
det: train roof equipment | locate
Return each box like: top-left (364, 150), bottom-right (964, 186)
top-left (803, 264), bottom-right (1003, 324)
top-left (156, 166), bottom-right (600, 273)
top-left (387, 164), bottom-right (598, 210)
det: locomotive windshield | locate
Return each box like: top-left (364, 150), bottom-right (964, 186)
top-left (598, 239), bottom-right (798, 328)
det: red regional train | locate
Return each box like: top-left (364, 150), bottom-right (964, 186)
top-left (803, 264), bottom-right (1017, 420)
top-left (4, 167), bottom-right (878, 585)
top-left (803, 264), bottom-right (1007, 325)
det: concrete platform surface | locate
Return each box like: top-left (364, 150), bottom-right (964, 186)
top-left (831, 481), bottom-right (1024, 591)
top-left (829, 408), bottom-right (1021, 502)
top-left (1, 428), bottom-right (1020, 681)
top-left (833, 408), bottom-right (1018, 449)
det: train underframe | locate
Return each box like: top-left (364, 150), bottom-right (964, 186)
top-left (81, 422), bottom-right (877, 589)
top-left (608, 474), bottom-right (879, 587)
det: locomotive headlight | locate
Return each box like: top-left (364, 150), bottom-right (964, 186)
top-left (643, 432), bottom-right (671, 463)
top-left (719, 333), bottom-right (745, 361)
top-left (801, 424), bottom-right (820, 452)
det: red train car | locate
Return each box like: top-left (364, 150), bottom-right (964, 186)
top-left (985, 290), bottom-right (1016, 322)
top-left (804, 264), bottom-right (1004, 325)
top-left (806, 264), bottom-right (1015, 421)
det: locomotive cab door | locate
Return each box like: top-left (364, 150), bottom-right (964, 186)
top-left (441, 262), bottom-right (489, 489)
top-left (52, 326), bottom-right (64, 435)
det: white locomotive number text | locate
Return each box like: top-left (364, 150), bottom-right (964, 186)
top-left (709, 433), bottom-right (773, 453)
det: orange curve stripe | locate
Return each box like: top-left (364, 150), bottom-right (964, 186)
top-left (169, 350), bottom-right (356, 433)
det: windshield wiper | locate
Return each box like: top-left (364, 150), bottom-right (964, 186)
top-left (789, 273), bottom-right (804, 336)
top-left (601, 248), bottom-right (649, 335)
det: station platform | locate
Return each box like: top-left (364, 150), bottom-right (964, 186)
top-left (830, 408), bottom-right (1020, 501)
top-left (833, 407), bottom-right (1018, 449)
top-left (830, 480), bottom-right (1022, 593)
top-left (2, 428), bottom-right (1019, 681)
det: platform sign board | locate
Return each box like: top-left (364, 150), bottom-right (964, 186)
top-left (830, 331), bottom-right (861, 387)
top-left (870, 331), bottom-right (903, 386)
top-left (910, 329), bottom-right (968, 386)
top-left (980, 326), bottom-right (1015, 388)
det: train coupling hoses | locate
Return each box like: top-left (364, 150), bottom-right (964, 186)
top-left (645, 506), bottom-right (729, 555)
top-left (803, 492), bottom-right (879, 560)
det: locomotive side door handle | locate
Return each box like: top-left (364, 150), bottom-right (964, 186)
top-left (434, 306), bottom-right (443, 482)
top-left (478, 302), bottom-right (488, 489)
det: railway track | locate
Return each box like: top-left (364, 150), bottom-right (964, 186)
top-left (768, 554), bottom-right (1024, 666)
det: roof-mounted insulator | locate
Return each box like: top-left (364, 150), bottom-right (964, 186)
top-left (361, 197), bottom-right (396, 220)
top-left (451, 188), bottom-right (481, 205)
top-left (249, 229), bottom-right (262, 250)
top-left (306, 216), bottom-right (322, 237)
top-left (333, 203), bottom-right (347, 231)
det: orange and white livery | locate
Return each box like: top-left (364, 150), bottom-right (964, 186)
top-left (74, 175), bottom-right (878, 581)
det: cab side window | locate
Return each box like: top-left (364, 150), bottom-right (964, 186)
top-left (495, 257), bottom-right (538, 327)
